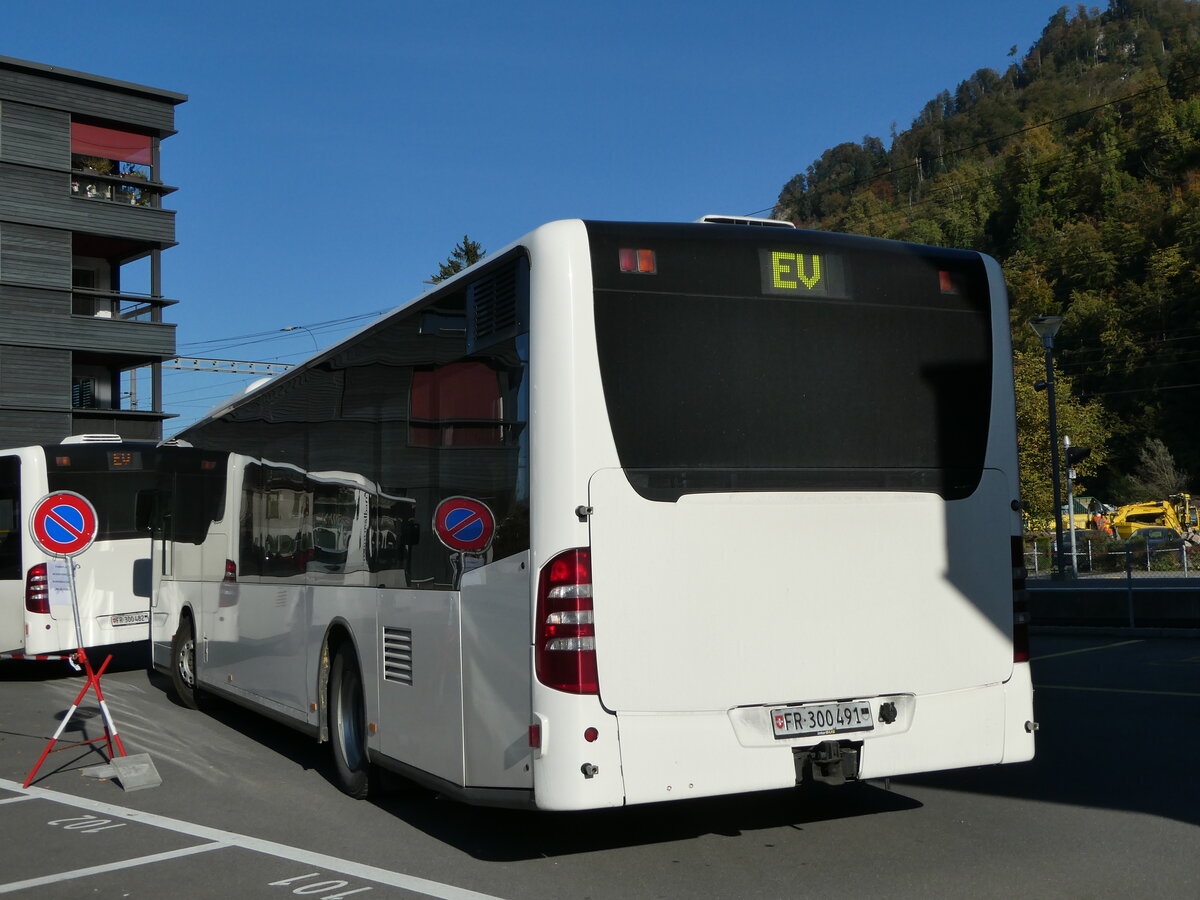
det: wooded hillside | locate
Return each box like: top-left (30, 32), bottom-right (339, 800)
top-left (773, 0), bottom-right (1200, 520)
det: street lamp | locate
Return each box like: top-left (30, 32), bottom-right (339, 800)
top-left (281, 324), bottom-right (319, 351)
top-left (1029, 315), bottom-right (1066, 578)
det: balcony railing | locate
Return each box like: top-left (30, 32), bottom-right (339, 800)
top-left (69, 156), bottom-right (176, 208)
top-left (72, 288), bottom-right (177, 323)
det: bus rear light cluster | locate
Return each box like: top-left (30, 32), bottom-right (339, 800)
top-left (618, 248), bottom-right (657, 274)
top-left (25, 563), bottom-right (49, 615)
top-left (223, 559), bottom-right (237, 582)
top-left (536, 548), bottom-right (599, 694)
top-left (1011, 536), bottom-right (1030, 663)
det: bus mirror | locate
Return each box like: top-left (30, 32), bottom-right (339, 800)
top-left (401, 520), bottom-right (420, 546)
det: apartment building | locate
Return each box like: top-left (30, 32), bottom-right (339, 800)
top-left (0, 55), bottom-right (185, 445)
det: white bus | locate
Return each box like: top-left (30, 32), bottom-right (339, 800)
top-left (151, 218), bottom-right (1035, 810)
top-left (0, 436), bottom-right (223, 656)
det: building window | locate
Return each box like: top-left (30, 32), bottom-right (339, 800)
top-left (409, 361), bottom-right (505, 447)
top-left (71, 377), bottom-right (97, 409)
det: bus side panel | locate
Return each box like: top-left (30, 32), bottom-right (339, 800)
top-left (150, 578), bottom-right (190, 671)
top-left (375, 587), bottom-right (466, 787)
top-left (205, 580), bottom-right (309, 714)
top-left (460, 551), bottom-right (533, 789)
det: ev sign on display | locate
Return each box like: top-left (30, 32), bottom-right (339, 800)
top-left (30, 492), bottom-right (98, 558)
top-left (759, 247), bottom-right (848, 299)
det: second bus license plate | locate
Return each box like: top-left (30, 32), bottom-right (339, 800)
top-left (110, 612), bottom-right (149, 627)
top-left (770, 700), bottom-right (874, 739)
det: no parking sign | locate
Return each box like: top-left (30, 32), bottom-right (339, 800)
top-left (433, 497), bottom-right (496, 554)
top-left (30, 492), bottom-right (99, 557)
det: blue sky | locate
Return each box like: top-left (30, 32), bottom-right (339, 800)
top-left (6, 0), bottom-right (1060, 434)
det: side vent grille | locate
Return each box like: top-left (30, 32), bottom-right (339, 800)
top-left (470, 266), bottom-right (518, 343)
top-left (382, 627), bottom-right (413, 685)
top-left (466, 253), bottom-right (528, 354)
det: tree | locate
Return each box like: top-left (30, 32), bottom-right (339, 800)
top-left (1014, 348), bottom-right (1114, 527)
top-left (1109, 437), bottom-right (1190, 503)
top-left (426, 235), bottom-right (485, 284)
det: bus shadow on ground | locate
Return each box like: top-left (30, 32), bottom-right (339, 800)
top-left (895, 685), bottom-right (1200, 828)
top-left (372, 781), bottom-right (920, 862)
top-left (145, 677), bottom-right (924, 860)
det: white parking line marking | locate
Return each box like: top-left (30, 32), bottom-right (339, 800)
top-left (0, 842), bottom-right (227, 894)
top-left (0, 796), bottom-right (35, 806)
top-left (0, 778), bottom-right (504, 900)
top-left (1031, 639), bottom-right (1143, 662)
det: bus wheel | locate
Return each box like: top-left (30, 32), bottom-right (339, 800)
top-left (170, 615), bottom-right (201, 710)
top-left (330, 644), bottom-right (370, 799)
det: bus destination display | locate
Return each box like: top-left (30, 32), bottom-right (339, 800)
top-left (759, 248), bottom-right (848, 299)
top-left (107, 450), bottom-right (143, 470)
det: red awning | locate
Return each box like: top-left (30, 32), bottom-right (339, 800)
top-left (71, 123), bottom-right (152, 165)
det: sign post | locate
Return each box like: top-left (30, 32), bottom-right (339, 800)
top-left (30, 491), bottom-right (98, 650)
top-left (22, 491), bottom-right (138, 788)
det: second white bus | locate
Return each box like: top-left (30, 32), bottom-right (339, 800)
top-left (1, 436), bottom-right (222, 656)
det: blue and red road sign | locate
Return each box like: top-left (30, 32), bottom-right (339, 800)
top-left (30, 491), bottom-right (99, 557)
top-left (433, 497), bottom-right (496, 554)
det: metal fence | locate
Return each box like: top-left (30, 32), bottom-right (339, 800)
top-left (1025, 538), bottom-right (1199, 578)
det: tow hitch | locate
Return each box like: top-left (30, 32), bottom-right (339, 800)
top-left (793, 740), bottom-right (862, 786)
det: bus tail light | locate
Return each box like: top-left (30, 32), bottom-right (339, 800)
top-left (1012, 536), bottom-right (1030, 663)
top-left (218, 559), bottom-right (238, 607)
top-left (25, 564), bottom-right (49, 615)
top-left (536, 548), bottom-right (598, 694)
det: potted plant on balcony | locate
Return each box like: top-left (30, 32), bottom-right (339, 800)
top-left (78, 156), bottom-right (114, 174)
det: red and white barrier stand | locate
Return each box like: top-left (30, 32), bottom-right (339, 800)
top-left (14, 491), bottom-right (159, 791)
top-left (14, 647), bottom-right (128, 787)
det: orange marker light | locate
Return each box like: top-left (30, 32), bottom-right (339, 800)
top-left (619, 249), bottom-right (657, 274)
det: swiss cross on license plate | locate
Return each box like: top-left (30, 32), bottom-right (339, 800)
top-left (770, 700), bottom-right (874, 739)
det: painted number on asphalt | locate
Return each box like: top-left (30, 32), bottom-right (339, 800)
top-left (47, 814), bottom-right (127, 833)
top-left (270, 872), bottom-right (373, 898)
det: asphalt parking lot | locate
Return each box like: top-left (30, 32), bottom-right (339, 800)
top-left (2, 632), bottom-right (1198, 899)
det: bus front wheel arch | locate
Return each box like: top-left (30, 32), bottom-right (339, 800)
top-left (170, 612), bottom-right (201, 710)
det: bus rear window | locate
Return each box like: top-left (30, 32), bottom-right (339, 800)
top-left (589, 226), bottom-right (993, 501)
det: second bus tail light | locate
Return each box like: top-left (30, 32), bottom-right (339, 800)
top-left (25, 563), bottom-right (49, 615)
top-left (535, 548), bottom-right (598, 694)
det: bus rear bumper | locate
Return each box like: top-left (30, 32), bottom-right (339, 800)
top-left (857, 666), bottom-right (1036, 778)
top-left (613, 671), bottom-right (1035, 806)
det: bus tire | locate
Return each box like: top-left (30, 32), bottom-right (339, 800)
top-left (170, 614), bottom-right (201, 710)
top-left (330, 644), bottom-right (370, 799)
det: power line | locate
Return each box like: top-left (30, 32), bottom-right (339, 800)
top-left (177, 308), bottom-right (391, 353)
